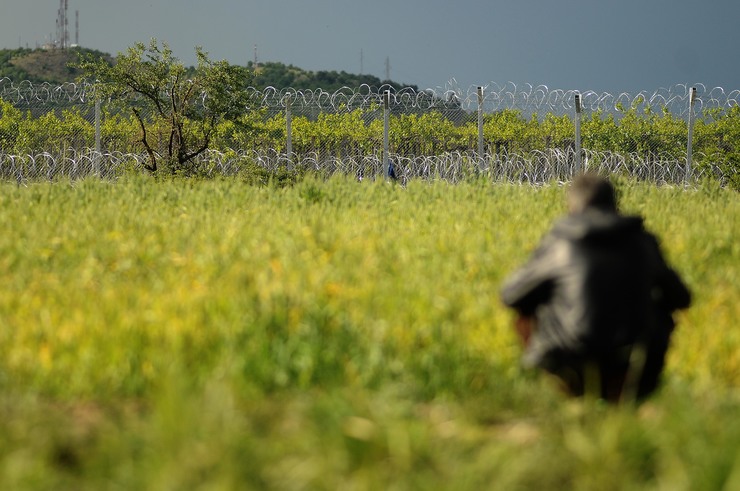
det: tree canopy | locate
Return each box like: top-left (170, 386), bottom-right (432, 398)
top-left (75, 39), bottom-right (254, 174)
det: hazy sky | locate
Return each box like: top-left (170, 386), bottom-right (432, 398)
top-left (2, 0), bottom-right (739, 93)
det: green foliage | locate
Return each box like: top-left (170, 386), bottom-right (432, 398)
top-left (0, 99), bottom-right (94, 154)
top-left (1, 48), bottom-right (738, 188)
top-left (0, 48), bottom-right (415, 91)
top-left (0, 47), bottom-right (110, 84)
top-left (3, 78), bottom-right (740, 187)
top-left (393, 111), bottom-right (474, 154)
top-left (74, 39), bottom-right (254, 174)
top-left (614, 106), bottom-right (688, 158)
top-left (0, 48), bottom-right (33, 82)
top-left (582, 111), bottom-right (617, 151)
top-left (213, 109), bottom-right (287, 153)
top-left (483, 109), bottom-right (540, 154)
top-left (694, 105), bottom-right (740, 190)
top-left (291, 108), bottom-right (382, 157)
top-left (250, 61), bottom-right (418, 92)
top-left (541, 112), bottom-right (576, 149)
top-left (0, 99), bottom-right (21, 150)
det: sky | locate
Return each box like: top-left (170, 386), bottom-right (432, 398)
top-left (2, 0), bottom-right (739, 94)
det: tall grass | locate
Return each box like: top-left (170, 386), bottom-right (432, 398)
top-left (0, 176), bottom-right (737, 490)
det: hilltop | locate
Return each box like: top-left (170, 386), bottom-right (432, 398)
top-left (249, 61), bottom-right (418, 92)
top-left (0, 48), bottom-right (418, 92)
top-left (0, 47), bottom-right (111, 85)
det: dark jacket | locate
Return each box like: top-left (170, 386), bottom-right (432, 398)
top-left (501, 209), bottom-right (691, 370)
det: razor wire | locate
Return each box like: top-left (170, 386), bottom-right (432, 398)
top-left (1, 78), bottom-right (738, 184)
top-left (0, 78), bottom-right (97, 105)
top-left (1, 148), bottom-right (727, 187)
top-left (6, 78), bottom-right (737, 117)
top-left (255, 82), bottom-right (740, 116)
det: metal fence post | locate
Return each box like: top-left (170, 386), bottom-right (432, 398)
top-left (574, 93), bottom-right (582, 175)
top-left (383, 90), bottom-right (390, 179)
top-left (477, 86), bottom-right (485, 168)
top-left (686, 87), bottom-right (697, 183)
top-left (94, 97), bottom-right (101, 177)
top-left (285, 94), bottom-right (292, 161)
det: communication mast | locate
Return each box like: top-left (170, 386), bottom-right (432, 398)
top-left (75, 10), bottom-right (79, 46)
top-left (55, 0), bottom-right (69, 49)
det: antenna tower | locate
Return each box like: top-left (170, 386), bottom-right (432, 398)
top-left (75, 10), bottom-right (79, 46)
top-left (56, 0), bottom-right (69, 49)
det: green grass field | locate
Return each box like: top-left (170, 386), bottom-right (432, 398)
top-left (0, 176), bottom-right (738, 490)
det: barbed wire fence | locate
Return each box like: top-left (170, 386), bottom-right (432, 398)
top-left (1, 77), bottom-right (738, 185)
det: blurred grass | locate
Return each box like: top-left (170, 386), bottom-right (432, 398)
top-left (0, 175), bottom-right (737, 490)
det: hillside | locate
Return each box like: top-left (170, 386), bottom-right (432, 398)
top-left (0, 47), bottom-right (111, 85)
top-left (248, 61), bottom-right (418, 92)
top-left (0, 48), bottom-right (418, 91)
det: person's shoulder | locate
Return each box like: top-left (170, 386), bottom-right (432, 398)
top-left (550, 214), bottom-right (587, 236)
top-left (619, 214), bottom-right (659, 239)
top-left (549, 212), bottom-right (654, 249)
top-left (618, 214), bottom-right (648, 233)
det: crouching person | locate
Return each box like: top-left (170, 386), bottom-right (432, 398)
top-left (501, 174), bottom-right (691, 403)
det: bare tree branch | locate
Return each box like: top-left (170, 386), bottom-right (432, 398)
top-left (133, 108), bottom-right (157, 172)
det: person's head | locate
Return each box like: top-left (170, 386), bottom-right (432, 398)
top-left (567, 173), bottom-right (618, 214)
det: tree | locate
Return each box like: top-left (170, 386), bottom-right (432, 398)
top-left (76, 39), bottom-right (253, 174)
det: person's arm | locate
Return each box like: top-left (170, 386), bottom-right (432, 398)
top-left (655, 266), bottom-right (691, 311)
top-left (500, 238), bottom-right (557, 316)
top-left (646, 235), bottom-right (691, 311)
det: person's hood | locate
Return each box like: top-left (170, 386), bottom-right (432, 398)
top-left (550, 209), bottom-right (644, 242)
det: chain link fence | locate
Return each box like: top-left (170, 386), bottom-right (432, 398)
top-left (1, 77), bottom-right (738, 185)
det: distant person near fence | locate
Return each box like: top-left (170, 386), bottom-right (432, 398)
top-left (500, 173), bottom-right (691, 403)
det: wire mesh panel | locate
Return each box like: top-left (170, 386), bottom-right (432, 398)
top-left (0, 79), bottom-right (97, 154)
top-left (1, 78), bottom-right (738, 185)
